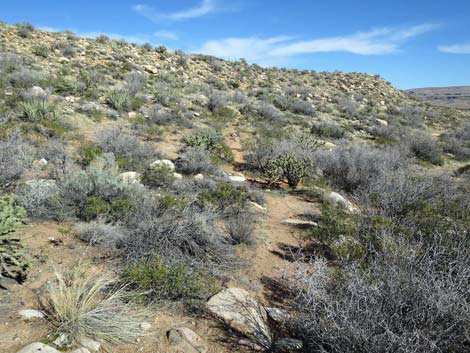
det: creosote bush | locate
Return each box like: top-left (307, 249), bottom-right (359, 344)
top-left (141, 164), bottom-right (175, 189)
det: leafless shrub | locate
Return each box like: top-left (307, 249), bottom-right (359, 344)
top-left (123, 71), bottom-right (146, 97)
top-left (175, 147), bottom-right (217, 175)
top-left (282, 232), bottom-right (470, 353)
top-left (310, 121), bottom-right (345, 139)
top-left (123, 203), bottom-right (238, 271)
top-left (0, 131), bottom-right (35, 187)
top-left (442, 123), bottom-right (470, 160)
top-left (407, 130), bottom-right (443, 165)
top-left (316, 143), bottom-right (406, 193)
top-left (97, 127), bottom-right (156, 170)
top-left (74, 221), bottom-right (127, 248)
top-left (290, 100), bottom-right (315, 116)
top-left (144, 104), bottom-right (177, 125)
top-left (399, 106), bottom-right (424, 127)
top-left (18, 179), bottom-right (59, 219)
top-left (255, 102), bottom-right (285, 121)
top-left (224, 212), bottom-right (257, 245)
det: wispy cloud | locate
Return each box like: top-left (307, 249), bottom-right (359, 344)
top-left (438, 43), bottom-right (470, 54)
top-left (153, 30), bottom-right (179, 41)
top-left (132, 0), bottom-right (222, 22)
top-left (197, 24), bottom-right (438, 62)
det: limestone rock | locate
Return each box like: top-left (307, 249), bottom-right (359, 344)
top-left (229, 175), bottom-right (246, 183)
top-left (150, 159), bottom-right (175, 171)
top-left (280, 219), bottom-right (318, 228)
top-left (173, 172), bottom-right (183, 180)
top-left (207, 287), bottom-right (271, 346)
top-left (167, 327), bottom-right (208, 353)
top-left (18, 309), bottom-right (45, 319)
top-left (326, 191), bottom-right (356, 212)
top-left (118, 171), bottom-right (141, 185)
top-left (194, 173), bottom-right (204, 180)
top-left (78, 337), bottom-right (100, 352)
top-left (16, 343), bottom-right (60, 353)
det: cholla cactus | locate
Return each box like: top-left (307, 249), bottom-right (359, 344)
top-left (267, 153), bottom-right (309, 188)
top-left (0, 194), bottom-right (28, 283)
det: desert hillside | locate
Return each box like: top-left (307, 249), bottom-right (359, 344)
top-left (406, 86), bottom-right (470, 110)
top-left (1, 22), bottom-right (470, 353)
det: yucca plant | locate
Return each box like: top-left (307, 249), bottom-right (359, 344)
top-left (19, 99), bottom-right (56, 121)
top-left (43, 266), bottom-right (147, 347)
top-left (107, 90), bottom-right (130, 111)
top-left (0, 194), bottom-right (28, 284)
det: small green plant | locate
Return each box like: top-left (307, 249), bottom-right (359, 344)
top-left (32, 44), bottom-right (49, 58)
top-left (266, 153), bottom-right (310, 188)
top-left (19, 99), bottom-right (56, 121)
top-left (123, 257), bottom-right (219, 302)
top-left (199, 183), bottom-right (247, 211)
top-left (107, 90), bottom-right (130, 111)
top-left (0, 195), bottom-right (28, 284)
top-left (76, 142), bottom-right (103, 167)
top-left (141, 165), bottom-right (175, 189)
top-left (184, 129), bottom-right (233, 163)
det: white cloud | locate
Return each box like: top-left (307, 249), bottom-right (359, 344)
top-left (438, 43), bottom-right (470, 54)
top-left (132, 0), bottom-right (219, 22)
top-left (196, 24), bottom-right (438, 62)
top-left (153, 30), bottom-right (179, 41)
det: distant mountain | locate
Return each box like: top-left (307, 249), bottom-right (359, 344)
top-left (406, 86), bottom-right (470, 110)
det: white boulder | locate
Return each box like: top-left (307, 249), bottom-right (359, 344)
top-left (16, 343), bottom-right (60, 353)
top-left (150, 159), bottom-right (175, 171)
top-left (229, 175), bottom-right (246, 183)
top-left (18, 309), bottom-right (45, 319)
top-left (326, 191), bottom-right (356, 212)
top-left (207, 287), bottom-right (271, 346)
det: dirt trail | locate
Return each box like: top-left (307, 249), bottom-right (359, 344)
top-left (225, 130), bottom-right (319, 297)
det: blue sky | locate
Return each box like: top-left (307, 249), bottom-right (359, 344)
top-left (2, 0), bottom-right (469, 89)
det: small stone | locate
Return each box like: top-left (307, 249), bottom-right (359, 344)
top-left (150, 159), bottom-right (175, 171)
top-left (194, 173), bottom-right (204, 180)
top-left (128, 111), bottom-right (137, 118)
top-left (140, 322), bottom-right (152, 330)
top-left (375, 118), bottom-right (388, 126)
top-left (53, 333), bottom-right (70, 347)
top-left (326, 191), bottom-right (356, 212)
top-left (229, 175), bottom-right (246, 183)
top-left (280, 219), bottom-right (318, 227)
top-left (248, 201), bottom-right (267, 212)
top-left (18, 309), bottom-right (45, 319)
top-left (16, 342), bottom-right (60, 353)
top-left (79, 337), bottom-right (100, 352)
top-left (173, 172), bottom-right (183, 179)
top-left (70, 349), bottom-right (91, 353)
top-left (118, 171), bottom-right (141, 185)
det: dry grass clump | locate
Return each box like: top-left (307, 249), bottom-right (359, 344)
top-left (43, 266), bottom-right (147, 346)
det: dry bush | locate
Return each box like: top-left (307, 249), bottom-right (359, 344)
top-left (0, 131), bottom-right (34, 187)
top-left (73, 221), bottom-right (128, 249)
top-left (175, 147), bottom-right (217, 175)
top-left (43, 267), bottom-right (146, 346)
top-left (282, 232), bottom-right (470, 353)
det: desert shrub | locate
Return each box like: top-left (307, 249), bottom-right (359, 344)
top-left (224, 211), bottom-right (256, 245)
top-left (408, 131), bottom-right (443, 165)
top-left (19, 98), bottom-right (56, 121)
top-left (266, 153), bottom-right (310, 188)
top-left (245, 135), bottom-right (319, 182)
top-left (316, 143), bottom-right (405, 193)
top-left (43, 267), bottom-right (146, 346)
top-left (399, 106), bottom-right (424, 127)
top-left (124, 71), bottom-right (146, 97)
top-left (52, 154), bottom-right (138, 221)
top-left (282, 232), bottom-right (470, 353)
top-left (144, 104), bottom-right (177, 125)
top-left (95, 35), bottom-right (110, 43)
top-left (0, 132), bottom-right (34, 187)
top-left (97, 127), bottom-right (155, 170)
top-left (198, 183), bottom-right (248, 212)
top-left (61, 44), bottom-right (77, 58)
top-left (175, 147), bottom-right (217, 175)
top-left (16, 22), bottom-right (34, 38)
top-left (17, 180), bottom-right (59, 219)
top-left (8, 68), bottom-right (44, 88)
top-left (123, 203), bottom-right (236, 270)
top-left (290, 99), bottom-right (316, 116)
top-left (442, 123), bottom-right (470, 160)
top-left (106, 90), bottom-right (130, 111)
top-left (205, 89), bottom-right (228, 113)
top-left (338, 97), bottom-right (361, 118)
top-left (73, 221), bottom-right (127, 248)
top-left (32, 44), bottom-right (49, 58)
top-left (76, 141), bottom-right (103, 167)
top-left (310, 121), bottom-right (345, 139)
top-left (255, 102), bottom-right (285, 121)
top-left (184, 129), bottom-right (233, 163)
top-left (0, 194), bottom-right (28, 284)
top-left (141, 164), bottom-right (175, 189)
top-left (123, 257), bottom-right (219, 302)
